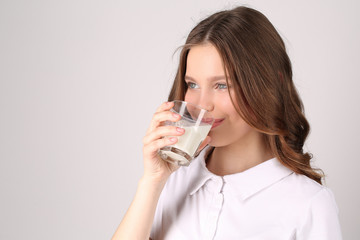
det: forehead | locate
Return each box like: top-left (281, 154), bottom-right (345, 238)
top-left (186, 44), bottom-right (226, 78)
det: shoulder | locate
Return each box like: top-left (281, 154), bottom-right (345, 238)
top-left (293, 177), bottom-right (342, 238)
top-left (270, 172), bottom-right (342, 238)
top-left (290, 174), bottom-right (339, 216)
top-left (288, 173), bottom-right (339, 213)
top-left (279, 172), bottom-right (328, 200)
top-left (280, 173), bottom-right (342, 238)
top-left (269, 172), bottom-right (339, 218)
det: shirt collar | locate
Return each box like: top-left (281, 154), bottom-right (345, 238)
top-left (188, 146), bottom-right (293, 201)
top-left (188, 146), bottom-right (215, 195)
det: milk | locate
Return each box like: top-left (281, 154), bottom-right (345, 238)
top-left (160, 124), bottom-right (212, 165)
top-left (173, 124), bottom-right (211, 156)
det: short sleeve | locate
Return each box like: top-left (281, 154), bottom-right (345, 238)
top-left (297, 187), bottom-right (342, 239)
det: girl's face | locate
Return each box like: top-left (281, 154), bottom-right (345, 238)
top-left (184, 43), bottom-right (259, 147)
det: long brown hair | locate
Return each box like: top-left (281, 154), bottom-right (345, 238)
top-left (168, 6), bottom-right (323, 184)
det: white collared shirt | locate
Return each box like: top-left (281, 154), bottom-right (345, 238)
top-left (150, 147), bottom-right (342, 240)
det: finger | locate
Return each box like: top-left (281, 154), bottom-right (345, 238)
top-left (143, 137), bottom-right (178, 157)
top-left (155, 101), bottom-right (174, 113)
top-left (147, 110), bottom-right (181, 134)
top-left (143, 126), bottom-right (184, 145)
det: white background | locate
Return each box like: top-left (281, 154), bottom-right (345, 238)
top-left (0, 0), bottom-right (359, 239)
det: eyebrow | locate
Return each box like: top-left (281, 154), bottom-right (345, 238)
top-left (184, 75), bottom-right (227, 82)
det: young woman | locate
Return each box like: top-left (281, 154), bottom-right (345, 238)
top-left (112, 6), bottom-right (342, 240)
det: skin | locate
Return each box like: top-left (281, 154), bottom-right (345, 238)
top-left (112, 43), bottom-right (272, 240)
top-left (112, 102), bottom-right (185, 240)
top-left (185, 43), bottom-right (273, 175)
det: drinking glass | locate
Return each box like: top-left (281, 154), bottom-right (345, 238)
top-left (158, 100), bottom-right (214, 166)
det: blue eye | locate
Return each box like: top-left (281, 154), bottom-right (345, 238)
top-left (187, 82), bottom-right (199, 89)
top-left (216, 83), bottom-right (228, 89)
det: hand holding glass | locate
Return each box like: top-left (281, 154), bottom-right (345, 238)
top-left (158, 101), bottom-right (214, 166)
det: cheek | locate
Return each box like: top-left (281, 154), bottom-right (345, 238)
top-left (184, 91), bottom-right (197, 104)
top-left (219, 95), bottom-right (237, 116)
top-left (221, 97), bottom-right (250, 131)
top-left (184, 94), bottom-right (189, 102)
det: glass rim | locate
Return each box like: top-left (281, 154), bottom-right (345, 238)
top-left (171, 100), bottom-right (214, 124)
top-left (171, 100), bottom-right (210, 112)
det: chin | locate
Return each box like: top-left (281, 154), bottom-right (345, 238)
top-left (208, 131), bottom-right (227, 147)
top-left (207, 138), bottom-right (228, 148)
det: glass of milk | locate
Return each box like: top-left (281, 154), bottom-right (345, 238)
top-left (158, 100), bottom-right (214, 166)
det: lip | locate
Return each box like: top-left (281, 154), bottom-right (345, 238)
top-left (201, 118), bottom-right (214, 125)
top-left (210, 118), bottom-right (225, 129)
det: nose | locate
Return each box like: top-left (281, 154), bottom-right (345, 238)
top-left (197, 93), bottom-right (214, 112)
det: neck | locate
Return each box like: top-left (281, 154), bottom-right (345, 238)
top-left (206, 133), bottom-right (273, 176)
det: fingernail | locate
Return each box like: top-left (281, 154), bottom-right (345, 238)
top-left (173, 113), bottom-right (179, 118)
top-left (176, 127), bottom-right (184, 133)
top-left (170, 137), bottom-right (177, 142)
